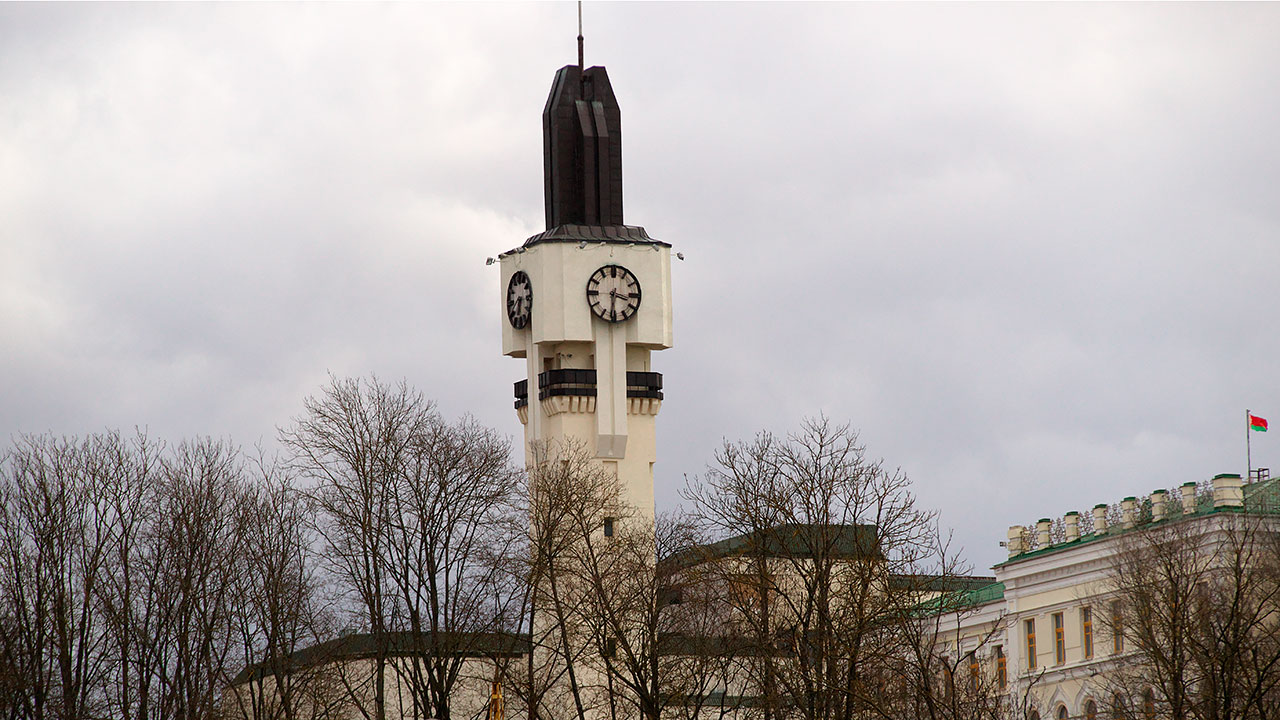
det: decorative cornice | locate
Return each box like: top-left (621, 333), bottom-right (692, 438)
top-left (628, 397), bottom-right (661, 416)
top-left (542, 395), bottom-right (596, 417)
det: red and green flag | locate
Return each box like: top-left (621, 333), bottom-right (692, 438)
top-left (1250, 414), bottom-right (1269, 432)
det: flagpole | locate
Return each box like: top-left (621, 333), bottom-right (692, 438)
top-left (1248, 409), bottom-right (1253, 482)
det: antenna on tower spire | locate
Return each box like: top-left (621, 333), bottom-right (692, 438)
top-left (577, 1), bottom-right (584, 73)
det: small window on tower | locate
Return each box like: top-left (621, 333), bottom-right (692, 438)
top-left (604, 517), bottom-right (615, 537)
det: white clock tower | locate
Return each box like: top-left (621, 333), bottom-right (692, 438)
top-left (498, 63), bottom-right (673, 529)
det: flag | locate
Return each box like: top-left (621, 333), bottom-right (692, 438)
top-left (1250, 414), bottom-right (1268, 432)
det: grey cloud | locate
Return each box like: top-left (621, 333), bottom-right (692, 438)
top-left (2, 3), bottom-right (1278, 570)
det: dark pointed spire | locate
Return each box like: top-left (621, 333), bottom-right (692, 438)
top-left (542, 65), bottom-right (624, 229)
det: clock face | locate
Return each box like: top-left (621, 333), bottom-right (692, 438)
top-left (586, 264), bottom-right (641, 323)
top-left (506, 271), bottom-right (532, 329)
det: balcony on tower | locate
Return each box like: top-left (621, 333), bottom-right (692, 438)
top-left (539, 368), bottom-right (598, 401)
top-left (513, 370), bottom-right (664, 421)
top-left (625, 371), bottom-right (663, 400)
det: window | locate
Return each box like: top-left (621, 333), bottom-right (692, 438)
top-left (1111, 693), bottom-right (1125, 720)
top-left (1084, 699), bottom-right (1097, 720)
top-left (1028, 711), bottom-right (1040, 720)
top-left (604, 636), bottom-right (617, 658)
top-left (728, 572), bottom-right (769, 619)
top-left (1082, 606), bottom-right (1093, 660)
top-left (1025, 619), bottom-right (1037, 671)
top-left (603, 516), bottom-right (615, 537)
top-left (1053, 612), bottom-right (1065, 664)
top-left (1112, 601), bottom-right (1123, 654)
top-left (942, 660), bottom-right (954, 701)
top-left (1142, 689), bottom-right (1155, 720)
top-left (996, 645), bottom-right (1007, 689)
top-left (1057, 707), bottom-right (1069, 720)
top-left (967, 652), bottom-right (979, 691)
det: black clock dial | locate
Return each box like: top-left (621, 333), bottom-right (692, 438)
top-left (506, 271), bottom-right (532, 329)
top-left (586, 265), bottom-right (641, 323)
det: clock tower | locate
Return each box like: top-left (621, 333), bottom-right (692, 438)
top-left (498, 63), bottom-right (673, 529)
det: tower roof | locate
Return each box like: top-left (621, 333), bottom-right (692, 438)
top-left (522, 64), bottom-right (663, 250)
top-left (543, 64), bottom-right (623, 229)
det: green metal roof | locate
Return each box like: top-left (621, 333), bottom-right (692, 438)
top-left (662, 522), bottom-right (882, 571)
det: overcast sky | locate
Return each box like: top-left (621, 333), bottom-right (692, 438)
top-left (3, 2), bottom-right (1279, 570)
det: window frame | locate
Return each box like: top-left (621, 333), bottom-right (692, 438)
top-left (996, 645), bottom-right (1007, 690)
top-left (1025, 618), bottom-right (1037, 671)
top-left (1082, 606), bottom-right (1093, 660)
top-left (967, 651), bottom-right (979, 692)
top-left (1112, 601), bottom-right (1123, 654)
top-left (1053, 612), bottom-right (1065, 665)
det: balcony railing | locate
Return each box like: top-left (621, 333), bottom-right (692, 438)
top-left (626, 371), bottom-right (663, 400)
top-left (513, 370), bottom-right (664, 405)
top-left (538, 369), bottom-right (597, 401)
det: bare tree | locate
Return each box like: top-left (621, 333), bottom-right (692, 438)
top-left (679, 416), bottom-right (1002, 720)
top-left (576, 510), bottom-right (709, 720)
top-left (517, 439), bottom-right (612, 720)
top-left (0, 434), bottom-right (116, 720)
top-left (0, 432), bottom-right (259, 720)
top-left (385, 414), bottom-right (521, 720)
top-left (145, 438), bottom-right (248, 720)
top-left (228, 456), bottom-right (345, 720)
top-left (281, 375), bottom-right (521, 720)
top-left (875, 548), bottom-right (1034, 720)
top-left (511, 438), bottom-right (729, 720)
top-left (280, 376), bottom-right (430, 720)
top-left (1102, 509), bottom-right (1280, 720)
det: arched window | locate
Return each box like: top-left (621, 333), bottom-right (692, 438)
top-left (1028, 710), bottom-right (1040, 720)
top-left (1057, 706), bottom-right (1069, 720)
top-left (1084, 699), bottom-right (1098, 720)
top-left (1142, 688), bottom-right (1156, 720)
top-left (1111, 693), bottom-right (1125, 720)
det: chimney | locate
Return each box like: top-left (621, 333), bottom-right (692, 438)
top-left (1064, 511), bottom-right (1081, 542)
top-left (1180, 482), bottom-right (1198, 515)
top-left (1212, 473), bottom-right (1244, 510)
top-left (1007, 525), bottom-right (1026, 558)
top-left (1150, 489), bottom-right (1169, 521)
top-left (1036, 518), bottom-right (1053, 548)
top-left (1122, 497), bottom-right (1138, 528)
top-left (1093, 504), bottom-right (1109, 534)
